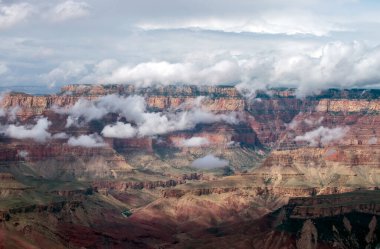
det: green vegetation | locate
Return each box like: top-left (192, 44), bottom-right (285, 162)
top-left (121, 209), bottom-right (133, 217)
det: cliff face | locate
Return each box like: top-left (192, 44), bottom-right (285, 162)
top-left (3, 85), bottom-right (380, 180)
top-left (0, 85), bottom-right (245, 120)
top-left (3, 85), bottom-right (380, 249)
top-left (3, 85), bottom-right (380, 178)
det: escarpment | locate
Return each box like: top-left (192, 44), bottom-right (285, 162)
top-left (2, 85), bottom-right (380, 248)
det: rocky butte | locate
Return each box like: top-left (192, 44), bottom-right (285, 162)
top-left (1, 84), bottom-right (380, 248)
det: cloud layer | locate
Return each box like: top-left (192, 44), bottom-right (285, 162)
top-left (102, 122), bottom-right (137, 138)
top-left (67, 133), bottom-right (106, 147)
top-left (178, 137), bottom-right (210, 147)
top-left (38, 41), bottom-right (380, 97)
top-left (4, 117), bottom-right (51, 143)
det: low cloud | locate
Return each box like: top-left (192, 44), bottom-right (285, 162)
top-left (294, 126), bottom-right (349, 147)
top-left (135, 108), bottom-right (239, 137)
top-left (102, 122), bottom-right (137, 138)
top-left (59, 95), bottom-right (240, 137)
top-left (191, 155), bottom-right (229, 169)
top-left (52, 132), bottom-right (69, 139)
top-left (67, 133), bottom-right (106, 147)
top-left (287, 116), bottom-right (324, 130)
top-left (0, 92), bottom-right (5, 117)
top-left (4, 117), bottom-right (51, 143)
top-left (178, 137), bottom-right (210, 147)
top-left (17, 150), bottom-right (29, 159)
top-left (60, 95), bottom-right (146, 127)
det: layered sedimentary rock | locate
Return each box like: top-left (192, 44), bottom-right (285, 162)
top-left (0, 85), bottom-right (245, 121)
top-left (2, 85), bottom-right (380, 248)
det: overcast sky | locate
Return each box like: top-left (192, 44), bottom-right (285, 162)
top-left (1, 0), bottom-right (380, 95)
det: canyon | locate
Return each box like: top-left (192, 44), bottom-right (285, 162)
top-left (1, 85), bottom-right (380, 248)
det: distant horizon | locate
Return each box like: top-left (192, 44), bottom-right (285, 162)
top-left (5, 82), bottom-right (380, 97)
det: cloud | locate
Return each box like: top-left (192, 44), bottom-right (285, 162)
top-left (178, 137), bottom-right (210, 147)
top-left (64, 98), bottom-right (109, 124)
top-left (1, 0), bottom-right (380, 94)
top-left (236, 41), bottom-right (380, 97)
top-left (101, 122), bottom-right (137, 138)
top-left (40, 40), bottom-right (380, 97)
top-left (52, 132), bottom-right (69, 139)
top-left (0, 92), bottom-right (5, 117)
top-left (294, 126), bottom-right (349, 147)
top-left (103, 60), bottom-right (240, 87)
top-left (42, 61), bottom-right (89, 87)
top-left (0, 2), bottom-right (33, 30)
top-left (4, 117), bottom-right (51, 143)
top-left (287, 116), bottom-right (324, 129)
top-left (17, 150), bottom-right (28, 159)
top-left (62, 95), bottom-right (146, 126)
top-left (60, 95), bottom-right (240, 136)
top-left (191, 155), bottom-right (229, 169)
top-left (67, 133), bottom-right (106, 147)
top-left (138, 11), bottom-right (345, 36)
top-left (51, 1), bottom-right (89, 22)
top-left (130, 101), bottom-right (240, 136)
top-left (0, 93), bottom-right (18, 120)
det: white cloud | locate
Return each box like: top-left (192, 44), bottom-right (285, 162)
top-left (60, 95), bottom-right (240, 136)
top-left (0, 2), bottom-right (33, 30)
top-left (51, 1), bottom-right (89, 22)
top-left (104, 60), bottom-right (240, 87)
top-left (4, 117), bottom-right (51, 143)
top-left (1, 0), bottom-right (380, 94)
top-left (62, 95), bottom-right (146, 127)
top-left (133, 102), bottom-right (240, 136)
top-left (138, 11), bottom-right (345, 37)
top-left (52, 132), bottom-right (69, 139)
top-left (287, 116), bottom-right (324, 129)
top-left (0, 93), bottom-right (17, 120)
top-left (41, 40), bottom-right (380, 97)
top-left (101, 122), bottom-right (137, 138)
top-left (294, 126), bottom-right (349, 147)
top-left (191, 155), bottom-right (229, 169)
top-left (234, 41), bottom-right (380, 97)
top-left (17, 150), bottom-right (28, 159)
top-left (7, 106), bottom-right (20, 121)
top-left (65, 98), bottom-right (109, 124)
top-left (178, 137), bottom-right (210, 147)
top-left (67, 133), bottom-right (106, 147)
top-left (0, 92), bottom-right (5, 117)
top-left (42, 61), bottom-right (89, 86)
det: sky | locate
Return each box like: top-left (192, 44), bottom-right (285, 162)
top-left (0, 0), bottom-right (380, 95)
